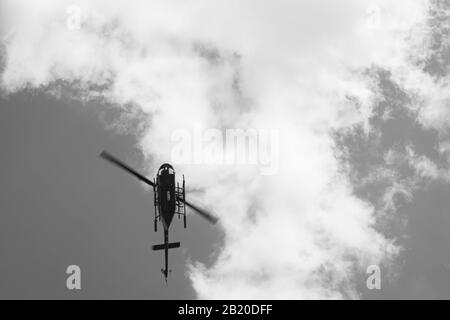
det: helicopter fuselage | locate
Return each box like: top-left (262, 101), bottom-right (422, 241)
top-left (152, 163), bottom-right (185, 281)
top-left (156, 164), bottom-right (176, 230)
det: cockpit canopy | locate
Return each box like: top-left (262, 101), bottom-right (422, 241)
top-left (158, 163), bottom-right (175, 174)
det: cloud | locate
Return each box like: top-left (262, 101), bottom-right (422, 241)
top-left (0, 0), bottom-right (446, 299)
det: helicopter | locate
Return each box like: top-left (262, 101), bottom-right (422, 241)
top-left (99, 151), bottom-right (218, 282)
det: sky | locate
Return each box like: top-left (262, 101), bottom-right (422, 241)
top-left (0, 0), bottom-right (449, 299)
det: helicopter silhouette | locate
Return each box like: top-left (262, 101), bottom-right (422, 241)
top-left (99, 151), bottom-right (218, 283)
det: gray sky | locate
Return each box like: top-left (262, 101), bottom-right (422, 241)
top-left (0, 0), bottom-right (449, 299)
top-left (0, 92), bottom-right (221, 299)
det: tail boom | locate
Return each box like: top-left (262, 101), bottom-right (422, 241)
top-left (152, 230), bottom-right (179, 281)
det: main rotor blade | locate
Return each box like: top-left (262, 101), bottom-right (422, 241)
top-left (177, 196), bottom-right (218, 224)
top-left (100, 151), bottom-right (155, 187)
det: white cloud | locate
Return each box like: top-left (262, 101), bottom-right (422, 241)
top-left (0, 0), bottom-right (441, 298)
